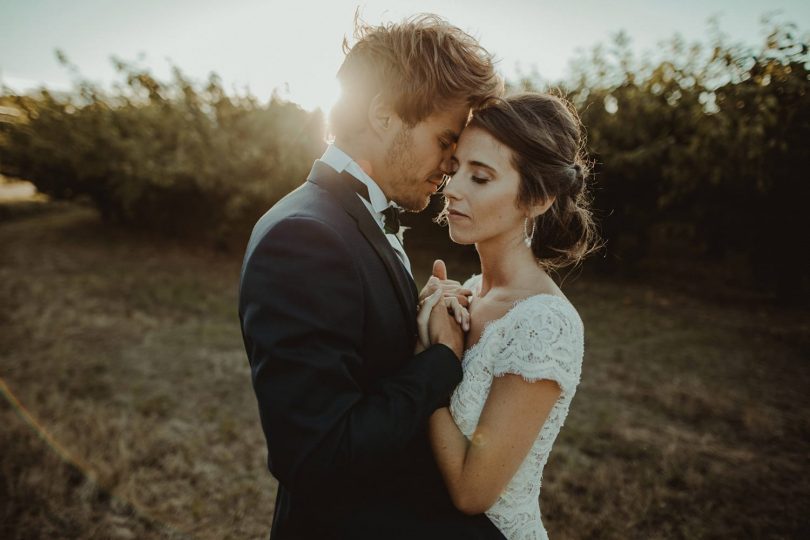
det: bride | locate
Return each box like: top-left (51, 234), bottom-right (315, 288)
top-left (416, 92), bottom-right (599, 540)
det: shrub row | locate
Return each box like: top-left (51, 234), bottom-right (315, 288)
top-left (0, 62), bottom-right (326, 245)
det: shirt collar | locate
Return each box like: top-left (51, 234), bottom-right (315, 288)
top-left (320, 144), bottom-right (394, 214)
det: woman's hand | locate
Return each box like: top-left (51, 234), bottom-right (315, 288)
top-left (444, 295), bottom-right (470, 332)
top-left (415, 259), bottom-right (472, 355)
top-left (416, 288), bottom-right (470, 356)
top-left (418, 260), bottom-right (473, 308)
top-left (416, 288), bottom-right (443, 353)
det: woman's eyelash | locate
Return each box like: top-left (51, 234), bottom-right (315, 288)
top-left (472, 176), bottom-right (489, 184)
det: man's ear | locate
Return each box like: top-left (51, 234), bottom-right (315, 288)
top-left (367, 93), bottom-right (397, 140)
top-left (530, 196), bottom-right (556, 218)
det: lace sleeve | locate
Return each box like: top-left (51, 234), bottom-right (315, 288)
top-left (485, 297), bottom-right (583, 396)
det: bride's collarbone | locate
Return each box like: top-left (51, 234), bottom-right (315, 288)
top-left (469, 295), bottom-right (513, 321)
top-left (469, 287), bottom-right (534, 319)
top-left (465, 295), bottom-right (519, 350)
top-left (465, 285), bottom-right (565, 350)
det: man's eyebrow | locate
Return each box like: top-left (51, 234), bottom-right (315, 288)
top-left (442, 129), bottom-right (460, 142)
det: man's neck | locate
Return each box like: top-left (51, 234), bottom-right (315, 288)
top-left (333, 138), bottom-right (388, 196)
top-left (326, 141), bottom-right (392, 212)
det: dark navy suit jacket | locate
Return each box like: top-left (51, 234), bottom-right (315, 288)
top-left (238, 161), bottom-right (505, 539)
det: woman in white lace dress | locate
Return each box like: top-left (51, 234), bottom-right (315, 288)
top-left (416, 93), bottom-right (599, 540)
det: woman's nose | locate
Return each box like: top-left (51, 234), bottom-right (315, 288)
top-left (442, 175), bottom-right (460, 200)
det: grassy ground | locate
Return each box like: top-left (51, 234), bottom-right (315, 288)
top-left (1, 195), bottom-right (808, 539)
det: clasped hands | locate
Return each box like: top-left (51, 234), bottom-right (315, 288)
top-left (415, 259), bottom-right (473, 359)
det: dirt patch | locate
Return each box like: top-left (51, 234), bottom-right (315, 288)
top-left (2, 202), bottom-right (809, 539)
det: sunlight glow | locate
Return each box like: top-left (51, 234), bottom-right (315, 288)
top-left (1, 0), bottom-right (807, 113)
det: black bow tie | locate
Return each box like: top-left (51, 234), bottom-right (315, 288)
top-left (380, 206), bottom-right (401, 235)
top-left (347, 177), bottom-right (401, 235)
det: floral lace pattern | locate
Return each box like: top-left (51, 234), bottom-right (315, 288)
top-left (449, 275), bottom-right (584, 540)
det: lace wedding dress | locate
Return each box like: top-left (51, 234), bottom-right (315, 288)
top-left (449, 275), bottom-right (584, 540)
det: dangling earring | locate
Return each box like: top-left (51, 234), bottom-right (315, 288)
top-left (523, 217), bottom-right (536, 247)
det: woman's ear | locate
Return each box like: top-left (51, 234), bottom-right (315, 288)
top-left (530, 196), bottom-right (556, 218)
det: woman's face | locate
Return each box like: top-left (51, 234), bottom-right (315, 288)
top-left (442, 126), bottom-right (526, 246)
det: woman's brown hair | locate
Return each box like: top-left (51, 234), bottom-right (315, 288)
top-left (469, 92), bottom-right (600, 270)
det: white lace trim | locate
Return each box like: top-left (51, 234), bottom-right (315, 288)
top-left (450, 274), bottom-right (584, 540)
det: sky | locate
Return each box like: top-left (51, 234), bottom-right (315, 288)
top-left (1, 0), bottom-right (808, 112)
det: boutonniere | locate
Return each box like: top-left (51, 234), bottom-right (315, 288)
top-left (396, 225), bottom-right (409, 244)
top-left (382, 205), bottom-right (407, 243)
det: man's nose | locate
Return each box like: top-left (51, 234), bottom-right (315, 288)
top-left (440, 156), bottom-right (453, 176)
top-left (439, 144), bottom-right (457, 175)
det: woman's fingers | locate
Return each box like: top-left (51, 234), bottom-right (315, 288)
top-left (419, 288), bottom-right (442, 320)
top-left (418, 289), bottom-right (471, 351)
top-left (444, 296), bottom-right (470, 332)
top-left (418, 276), bottom-right (441, 303)
top-left (418, 270), bottom-right (475, 338)
top-left (438, 281), bottom-right (472, 307)
top-left (452, 290), bottom-right (472, 307)
top-left (461, 305), bottom-right (470, 332)
top-left (422, 282), bottom-right (472, 305)
top-left (432, 259), bottom-right (448, 280)
top-left (417, 288), bottom-right (444, 348)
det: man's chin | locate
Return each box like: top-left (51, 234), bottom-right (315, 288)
top-left (396, 194), bottom-right (432, 213)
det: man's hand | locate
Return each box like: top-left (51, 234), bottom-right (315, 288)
top-left (417, 288), bottom-right (465, 360)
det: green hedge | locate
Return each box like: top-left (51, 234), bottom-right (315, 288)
top-left (561, 22), bottom-right (809, 298)
top-left (0, 61), bottom-right (326, 244)
top-left (1, 22), bottom-right (807, 298)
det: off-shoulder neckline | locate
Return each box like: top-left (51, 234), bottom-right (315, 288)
top-left (462, 276), bottom-right (577, 365)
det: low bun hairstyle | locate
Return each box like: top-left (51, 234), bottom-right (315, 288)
top-left (468, 92), bottom-right (600, 270)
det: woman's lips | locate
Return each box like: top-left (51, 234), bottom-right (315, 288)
top-left (448, 208), bottom-right (468, 219)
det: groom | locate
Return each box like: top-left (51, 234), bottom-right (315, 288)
top-left (239, 15), bottom-right (503, 539)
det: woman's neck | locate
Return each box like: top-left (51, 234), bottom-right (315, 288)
top-left (476, 229), bottom-right (541, 297)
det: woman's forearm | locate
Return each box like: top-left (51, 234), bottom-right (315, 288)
top-left (428, 376), bottom-right (562, 515)
top-left (428, 407), bottom-right (480, 513)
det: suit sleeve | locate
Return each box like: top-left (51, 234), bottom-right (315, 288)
top-left (239, 216), bottom-right (462, 498)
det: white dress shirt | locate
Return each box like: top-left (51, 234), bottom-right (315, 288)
top-left (319, 144), bottom-right (413, 276)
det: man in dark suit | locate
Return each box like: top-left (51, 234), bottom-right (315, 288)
top-left (238, 14), bottom-right (503, 539)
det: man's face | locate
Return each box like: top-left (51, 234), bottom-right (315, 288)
top-left (383, 103), bottom-right (470, 212)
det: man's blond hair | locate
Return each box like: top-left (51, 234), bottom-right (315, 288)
top-left (330, 14), bottom-right (502, 139)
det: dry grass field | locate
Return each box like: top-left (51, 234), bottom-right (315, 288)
top-left (1, 190), bottom-right (809, 539)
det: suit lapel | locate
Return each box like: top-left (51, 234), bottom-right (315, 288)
top-left (307, 161), bottom-right (418, 334)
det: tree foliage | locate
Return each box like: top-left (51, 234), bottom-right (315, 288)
top-left (1, 21), bottom-right (807, 297)
top-left (557, 21), bottom-right (809, 297)
top-left (0, 57), bottom-right (326, 243)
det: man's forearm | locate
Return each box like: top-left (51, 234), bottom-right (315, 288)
top-left (262, 342), bottom-right (463, 495)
